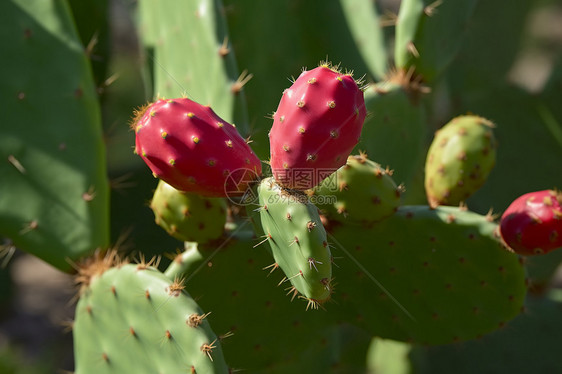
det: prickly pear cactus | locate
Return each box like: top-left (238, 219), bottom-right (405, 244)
top-left (254, 177), bottom-right (333, 306)
top-left (425, 115), bottom-right (497, 207)
top-left (0, 0), bottom-right (109, 271)
top-left (150, 180), bottom-right (227, 244)
top-left (313, 154), bottom-right (402, 225)
top-left (168, 237), bottom-right (370, 373)
top-left (73, 252), bottom-right (229, 373)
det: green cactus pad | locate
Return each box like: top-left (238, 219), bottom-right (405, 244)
top-left (168, 238), bottom-right (369, 373)
top-left (0, 0), bottom-right (109, 271)
top-left (424, 115), bottom-right (497, 207)
top-left (328, 205), bottom-right (527, 344)
top-left (394, 0), bottom-right (479, 82)
top-left (150, 180), bottom-right (227, 243)
top-left (73, 253), bottom-right (229, 373)
top-left (68, 0), bottom-right (110, 88)
top-left (138, 0), bottom-right (250, 135)
top-left (255, 177), bottom-right (332, 304)
top-left (355, 80), bottom-right (428, 204)
top-left (313, 154), bottom-right (402, 225)
top-left (339, 0), bottom-right (388, 81)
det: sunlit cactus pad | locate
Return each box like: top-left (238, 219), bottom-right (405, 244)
top-left (73, 253), bottom-right (229, 374)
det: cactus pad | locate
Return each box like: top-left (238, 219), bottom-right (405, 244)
top-left (329, 205), bottom-right (527, 344)
top-left (0, 0), bottom-right (109, 271)
top-left (170, 238), bottom-right (368, 372)
top-left (254, 177), bottom-right (333, 305)
top-left (73, 252), bottom-right (229, 373)
top-left (394, 0), bottom-right (479, 82)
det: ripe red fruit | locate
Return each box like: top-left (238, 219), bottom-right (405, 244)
top-left (269, 64), bottom-right (366, 190)
top-left (500, 190), bottom-right (562, 255)
top-left (132, 98), bottom-right (262, 197)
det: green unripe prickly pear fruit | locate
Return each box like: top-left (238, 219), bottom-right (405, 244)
top-left (425, 115), bottom-right (497, 207)
top-left (313, 154), bottom-right (403, 225)
top-left (150, 180), bottom-right (227, 243)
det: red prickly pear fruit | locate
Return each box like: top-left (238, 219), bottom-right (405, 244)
top-left (500, 189), bottom-right (562, 255)
top-left (269, 64), bottom-right (366, 190)
top-left (132, 98), bottom-right (262, 197)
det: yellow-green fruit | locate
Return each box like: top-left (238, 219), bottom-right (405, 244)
top-left (425, 115), bottom-right (497, 207)
top-left (150, 180), bottom-right (227, 243)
